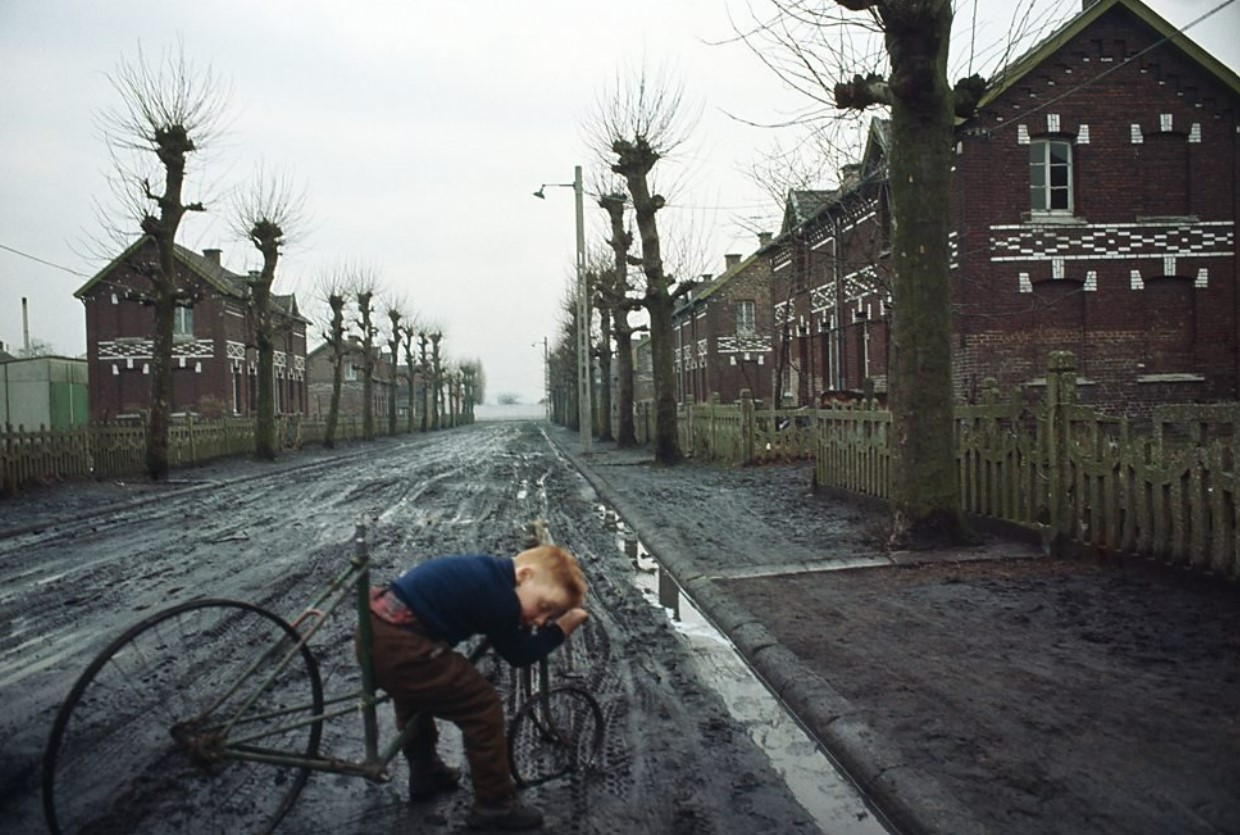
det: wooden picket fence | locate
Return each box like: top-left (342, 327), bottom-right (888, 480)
top-left (1, 411), bottom-right (469, 495)
top-left (638, 352), bottom-right (1238, 577)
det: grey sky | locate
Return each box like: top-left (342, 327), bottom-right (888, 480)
top-left (2, 0), bottom-right (1236, 404)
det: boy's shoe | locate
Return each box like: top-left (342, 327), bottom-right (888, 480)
top-left (407, 758), bottom-right (461, 801)
top-left (466, 796), bottom-right (544, 830)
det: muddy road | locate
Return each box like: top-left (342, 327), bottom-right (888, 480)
top-left (0, 421), bottom-right (856, 834)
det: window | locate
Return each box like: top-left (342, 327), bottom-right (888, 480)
top-left (1030, 139), bottom-right (1073, 214)
top-left (345, 364), bottom-right (358, 382)
top-left (173, 305), bottom-right (194, 337)
top-left (736, 300), bottom-right (755, 335)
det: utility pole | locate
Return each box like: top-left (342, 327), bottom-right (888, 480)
top-left (573, 165), bottom-right (592, 454)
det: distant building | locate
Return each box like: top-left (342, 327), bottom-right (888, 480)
top-left (75, 238), bottom-right (309, 420)
top-left (672, 237), bottom-right (777, 407)
top-left (0, 355), bottom-right (89, 430)
top-left (305, 339), bottom-right (407, 421)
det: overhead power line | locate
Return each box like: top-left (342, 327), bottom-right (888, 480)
top-left (0, 242), bottom-right (91, 278)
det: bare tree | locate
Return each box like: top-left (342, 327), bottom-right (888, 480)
top-left (596, 191), bottom-right (647, 447)
top-left (351, 272), bottom-right (381, 442)
top-left (736, 1), bottom-right (1002, 547)
top-left (428, 330), bottom-right (445, 430)
top-left (400, 320), bottom-right (419, 433)
top-left (99, 41), bottom-right (228, 479)
top-left (589, 65), bottom-right (700, 464)
top-left (232, 165), bottom-right (306, 460)
top-left (383, 300), bottom-right (408, 437)
top-left (316, 269), bottom-right (352, 449)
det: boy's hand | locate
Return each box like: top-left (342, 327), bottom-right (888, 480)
top-left (556, 608), bottom-right (589, 636)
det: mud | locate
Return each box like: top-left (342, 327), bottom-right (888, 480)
top-left (0, 422), bottom-right (836, 834)
top-left (566, 435), bottom-right (1240, 835)
top-left (5, 418), bottom-right (1238, 835)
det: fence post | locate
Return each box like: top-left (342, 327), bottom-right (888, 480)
top-left (739, 388), bottom-right (754, 465)
top-left (1045, 351), bottom-right (1077, 555)
top-left (709, 392), bottom-right (720, 461)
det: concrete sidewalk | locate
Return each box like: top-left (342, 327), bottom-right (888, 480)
top-left (545, 426), bottom-right (1240, 835)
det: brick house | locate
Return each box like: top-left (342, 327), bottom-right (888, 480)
top-left (767, 0), bottom-right (1238, 413)
top-left (305, 340), bottom-right (408, 422)
top-left (75, 238), bottom-right (309, 420)
top-left (672, 237), bottom-right (776, 406)
top-left (768, 121), bottom-right (894, 407)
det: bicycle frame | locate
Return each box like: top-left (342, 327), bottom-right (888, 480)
top-left (196, 522), bottom-right (415, 782)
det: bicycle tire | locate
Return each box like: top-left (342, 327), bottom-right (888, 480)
top-left (507, 685), bottom-right (604, 788)
top-left (43, 598), bottom-right (324, 835)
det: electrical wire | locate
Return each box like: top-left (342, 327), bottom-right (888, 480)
top-left (0, 242), bottom-right (91, 277)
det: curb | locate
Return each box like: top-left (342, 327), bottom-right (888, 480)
top-left (550, 435), bottom-right (986, 835)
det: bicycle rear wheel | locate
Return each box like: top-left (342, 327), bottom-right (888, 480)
top-left (507, 686), bottom-right (604, 788)
top-left (43, 599), bottom-right (324, 835)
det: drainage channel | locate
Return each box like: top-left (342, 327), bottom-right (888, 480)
top-left (599, 505), bottom-right (892, 835)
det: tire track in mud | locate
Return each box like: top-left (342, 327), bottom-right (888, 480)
top-left (2, 422), bottom-right (823, 835)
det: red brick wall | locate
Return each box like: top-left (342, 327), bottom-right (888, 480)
top-left (80, 241), bottom-right (308, 420)
top-left (949, 5), bottom-right (1238, 413)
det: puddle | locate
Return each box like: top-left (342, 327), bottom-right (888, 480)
top-left (598, 505), bottom-right (890, 835)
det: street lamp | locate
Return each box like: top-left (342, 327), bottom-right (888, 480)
top-left (534, 165), bottom-right (592, 453)
top-left (531, 337), bottom-right (550, 422)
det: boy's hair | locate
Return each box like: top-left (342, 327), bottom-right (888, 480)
top-left (516, 544), bottom-right (586, 608)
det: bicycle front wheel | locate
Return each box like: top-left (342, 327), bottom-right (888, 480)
top-left (507, 686), bottom-right (604, 788)
top-left (43, 599), bottom-right (324, 835)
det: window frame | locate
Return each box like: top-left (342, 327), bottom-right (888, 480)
top-left (173, 305), bottom-right (194, 338)
top-left (1029, 137), bottom-right (1075, 217)
top-left (735, 300), bottom-right (756, 335)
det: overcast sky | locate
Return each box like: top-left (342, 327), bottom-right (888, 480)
top-left (2, 0), bottom-right (1236, 404)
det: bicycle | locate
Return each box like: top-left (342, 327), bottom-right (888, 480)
top-left (41, 521), bottom-right (605, 834)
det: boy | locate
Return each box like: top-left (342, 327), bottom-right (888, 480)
top-left (366, 543), bottom-right (588, 831)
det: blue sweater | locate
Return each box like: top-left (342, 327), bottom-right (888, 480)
top-left (389, 554), bottom-right (565, 667)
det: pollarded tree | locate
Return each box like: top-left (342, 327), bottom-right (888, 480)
top-left (384, 301), bottom-right (407, 436)
top-left (590, 67), bottom-right (700, 464)
top-left (596, 191), bottom-right (645, 447)
top-left (232, 166), bottom-right (305, 461)
top-left (353, 278), bottom-right (379, 441)
top-left (99, 42), bottom-right (228, 479)
top-left (741, 0), bottom-right (991, 548)
top-left (316, 269), bottom-right (351, 449)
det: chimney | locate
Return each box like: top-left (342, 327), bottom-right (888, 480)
top-left (758, 232), bottom-right (773, 248)
top-left (839, 163), bottom-right (862, 189)
top-left (202, 248), bottom-right (222, 265)
top-left (22, 297), bottom-right (30, 351)
top-left (725, 253), bottom-right (742, 271)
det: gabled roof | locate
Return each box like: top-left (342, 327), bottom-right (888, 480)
top-left (74, 236), bottom-right (248, 300)
top-left (781, 190), bottom-right (837, 235)
top-left (980, 0), bottom-right (1240, 110)
top-left (74, 236), bottom-right (309, 323)
top-left (773, 117), bottom-right (891, 245)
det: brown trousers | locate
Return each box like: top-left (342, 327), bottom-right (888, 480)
top-left (365, 614), bottom-right (514, 802)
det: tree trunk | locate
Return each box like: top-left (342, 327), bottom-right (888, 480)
top-left (597, 304), bottom-right (614, 442)
top-left (614, 327), bottom-right (637, 447)
top-left (325, 298), bottom-right (345, 449)
top-left (882, 1), bottom-right (968, 547)
top-left (252, 263), bottom-right (277, 461)
top-left (618, 154), bottom-right (681, 464)
top-left (146, 283), bottom-right (175, 480)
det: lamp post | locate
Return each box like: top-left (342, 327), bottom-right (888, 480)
top-left (531, 336), bottom-right (550, 421)
top-left (534, 165), bottom-right (592, 453)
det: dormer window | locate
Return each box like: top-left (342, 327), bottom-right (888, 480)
top-left (1030, 138), bottom-right (1073, 214)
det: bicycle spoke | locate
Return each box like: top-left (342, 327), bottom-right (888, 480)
top-left (44, 600), bottom-right (323, 835)
top-left (508, 686), bottom-right (604, 788)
